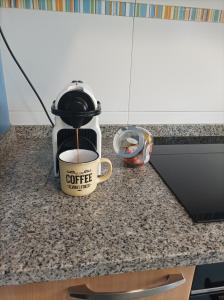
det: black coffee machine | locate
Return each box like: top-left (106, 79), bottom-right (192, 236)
top-left (51, 81), bottom-right (102, 176)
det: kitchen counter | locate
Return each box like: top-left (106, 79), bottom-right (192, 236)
top-left (1, 125), bottom-right (224, 286)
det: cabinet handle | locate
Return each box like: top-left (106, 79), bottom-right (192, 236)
top-left (68, 273), bottom-right (185, 299)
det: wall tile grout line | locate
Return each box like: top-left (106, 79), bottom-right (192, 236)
top-left (127, 0), bottom-right (136, 125)
top-left (0, 0), bottom-right (224, 23)
top-left (9, 110), bottom-right (224, 113)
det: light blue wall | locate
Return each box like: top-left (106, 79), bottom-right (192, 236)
top-left (0, 50), bottom-right (10, 134)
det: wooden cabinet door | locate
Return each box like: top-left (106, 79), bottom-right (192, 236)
top-left (0, 266), bottom-right (195, 300)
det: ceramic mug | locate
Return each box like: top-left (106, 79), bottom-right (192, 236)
top-left (59, 149), bottom-right (112, 196)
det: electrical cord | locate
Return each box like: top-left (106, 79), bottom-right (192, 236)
top-left (0, 25), bottom-right (54, 127)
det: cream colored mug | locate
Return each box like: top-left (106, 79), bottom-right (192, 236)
top-left (59, 149), bottom-right (112, 196)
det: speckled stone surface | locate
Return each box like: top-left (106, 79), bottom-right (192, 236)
top-left (101, 124), bottom-right (224, 139)
top-left (1, 125), bottom-right (224, 286)
top-left (13, 124), bottom-right (224, 139)
top-left (0, 127), bottom-right (16, 150)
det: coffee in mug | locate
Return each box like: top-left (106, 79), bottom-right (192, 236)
top-left (59, 149), bottom-right (112, 196)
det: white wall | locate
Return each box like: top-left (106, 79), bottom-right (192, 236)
top-left (0, 0), bottom-right (224, 125)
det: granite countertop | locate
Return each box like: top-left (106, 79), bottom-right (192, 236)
top-left (1, 125), bottom-right (224, 286)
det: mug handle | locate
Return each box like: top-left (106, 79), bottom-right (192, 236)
top-left (97, 158), bottom-right (113, 183)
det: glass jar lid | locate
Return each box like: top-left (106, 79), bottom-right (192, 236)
top-left (113, 126), bottom-right (145, 158)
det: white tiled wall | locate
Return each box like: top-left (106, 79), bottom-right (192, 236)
top-left (0, 1), bottom-right (224, 125)
top-left (0, 9), bottom-right (132, 124)
top-left (129, 18), bottom-right (224, 123)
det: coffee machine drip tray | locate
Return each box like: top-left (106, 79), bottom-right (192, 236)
top-left (150, 136), bottom-right (224, 223)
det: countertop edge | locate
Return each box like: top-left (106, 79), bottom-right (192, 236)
top-left (1, 251), bottom-right (224, 286)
